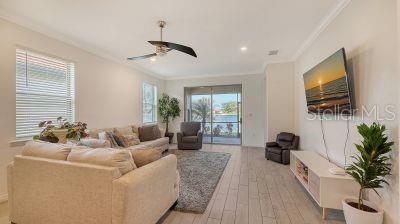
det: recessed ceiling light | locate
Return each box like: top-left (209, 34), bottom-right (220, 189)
top-left (150, 58), bottom-right (156, 62)
top-left (240, 46), bottom-right (248, 52)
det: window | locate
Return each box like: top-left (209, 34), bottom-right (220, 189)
top-left (16, 49), bottom-right (75, 138)
top-left (142, 83), bottom-right (157, 123)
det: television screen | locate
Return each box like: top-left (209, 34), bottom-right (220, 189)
top-left (303, 48), bottom-right (354, 115)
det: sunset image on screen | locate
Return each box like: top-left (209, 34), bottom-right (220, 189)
top-left (303, 49), bottom-right (351, 114)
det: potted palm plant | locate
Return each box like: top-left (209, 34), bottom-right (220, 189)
top-left (158, 93), bottom-right (181, 143)
top-left (343, 122), bottom-right (393, 224)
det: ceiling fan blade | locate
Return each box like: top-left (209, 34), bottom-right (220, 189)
top-left (148, 41), bottom-right (197, 57)
top-left (127, 53), bottom-right (157, 60)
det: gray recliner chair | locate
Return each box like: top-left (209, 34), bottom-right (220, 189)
top-left (265, 132), bottom-right (299, 165)
top-left (177, 122), bottom-right (203, 150)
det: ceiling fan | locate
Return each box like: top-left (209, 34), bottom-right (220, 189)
top-left (127, 20), bottom-right (197, 60)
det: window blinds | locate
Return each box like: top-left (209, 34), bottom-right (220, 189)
top-left (16, 49), bottom-right (75, 138)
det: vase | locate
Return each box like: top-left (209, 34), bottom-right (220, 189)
top-left (342, 198), bottom-right (383, 224)
top-left (53, 129), bottom-right (68, 144)
top-left (165, 132), bottom-right (174, 144)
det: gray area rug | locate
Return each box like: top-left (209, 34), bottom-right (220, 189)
top-left (165, 150), bottom-right (231, 213)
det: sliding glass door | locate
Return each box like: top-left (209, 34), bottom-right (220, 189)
top-left (184, 85), bottom-right (242, 145)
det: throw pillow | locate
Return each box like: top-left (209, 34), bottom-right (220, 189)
top-left (79, 138), bottom-right (111, 148)
top-left (131, 125), bottom-right (139, 134)
top-left (122, 134), bottom-right (141, 147)
top-left (138, 125), bottom-right (161, 142)
top-left (68, 146), bottom-right (137, 175)
top-left (99, 131), bottom-right (120, 148)
top-left (112, 133), bottom-right (126, 147)
top-left (89, 128), bottom-right (114, 139)
top-left (114, 129), bottom-right (140, 147)
top-left (22, 140), bottom-right (72, 161)
top-left (130, 147), bottom-right (162, 167)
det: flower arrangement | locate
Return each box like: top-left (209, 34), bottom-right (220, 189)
top-left (33, 117), bottom-right (88, 143)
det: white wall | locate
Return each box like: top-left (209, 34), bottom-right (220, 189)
top-left (265, 62), bottom-right (295, 142)
top-left (293, 1), bottom-right (398, 223)
top-left (164, 74), bottom-right (266, 147)
top-left (0, 18), bottom-right (165, 200)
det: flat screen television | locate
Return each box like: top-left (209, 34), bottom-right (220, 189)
top-left (303, 48), bottom-right (354, 115)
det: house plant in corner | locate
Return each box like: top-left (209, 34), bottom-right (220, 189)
top-left (343, 122), bottom-right (393, 224)
top-left (158, 93), bottom-right (181, 143)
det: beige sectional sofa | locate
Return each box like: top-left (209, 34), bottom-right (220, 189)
top-left (7, 140), bottom-right (179, 224)
top-left (89, 124), bottom-right (170, 152)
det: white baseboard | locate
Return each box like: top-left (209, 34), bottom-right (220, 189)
top-left (0, 194), bottom-right (8, 203)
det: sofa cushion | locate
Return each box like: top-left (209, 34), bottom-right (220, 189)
top-left (121, 134), bottom-right (140, 147)
top-left (89, 128), bottom-right (114, 139)
top-left (114, 128), bottom-right (140, 147)
top-left (22, 140), bottom-right (72, 160)
top-left (130, 147), bottom-right (162, 167)
top-left (127, 144), bottom-right (150, 151)
top-left (181, 122), bottom-right (201, 136)
top-left (142, 137), bottom-right (169, 148)
top-left (182, 136), bottom-right (198, 143)
top-left (277, 132), bottom-right (294, 142)
top-left (114, 126), bottom-right (134, 136)
top-left (79, 138), bottom-right (111, 148)
top-left (276, 140), bottom-right (292, 148)
top-left (131, 125), bottom-right (139, 134)
top-left (67, 146), bottom-right (136, 175)
top-left (268, 147), bottom-right (283, 155)
top-left (138, 125), bottom-right (161, 142)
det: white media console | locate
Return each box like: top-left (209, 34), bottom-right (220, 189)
top-left (290, 151), bottom-right (359, 219)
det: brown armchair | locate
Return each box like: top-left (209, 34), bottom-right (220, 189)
top-left (265, 132), bottom-right (299, 164)
top-left (177, 122), bottom-right (203, 150)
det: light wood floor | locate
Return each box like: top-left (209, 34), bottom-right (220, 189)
top-left (0, 144), bottom-right (345, 224)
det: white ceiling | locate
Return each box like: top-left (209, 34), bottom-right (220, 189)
top-left (0, 0), bottom-right (346, 79)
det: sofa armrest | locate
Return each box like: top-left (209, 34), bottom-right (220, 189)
top-left (282, 145), bottom-right (295, 150)
top-left (282, 149), bottom-right (291, 164)
top-left (197, 131), bottom-right (203, 142)
top-left (10, 156), bottom-right (119, 224)
top-left (112, 155), bottom-right (179, 224)
top-left (266, 142), bottom-right (278, 147)
top-left (177, 132), bottom-right (183, 143)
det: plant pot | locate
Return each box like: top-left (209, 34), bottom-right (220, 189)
top-left (342, 198), bottom-right (383, 224)
top-left (165, 132), bottom-right (174, 144)
top-left (39, 135), bottom-right (59, 143)
top-left (53, 129), bottom-right (68, 144)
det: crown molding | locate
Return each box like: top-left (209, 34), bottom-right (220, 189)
top-left (290, 0), bottom-right (351, 61)
top-left (261, 0), bottom-right (350, 70)
top-left (261, 57), bottom-right (297, 74)
top-left (0, 8), bottom-right (164, 80)
top-left (164, 71), bottom-right (264, 80)
top-left (0, 0), bottom-right (351, 81)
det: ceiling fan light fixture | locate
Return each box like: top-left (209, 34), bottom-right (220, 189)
top-left (156, 45), bottom-right (167, 56)
top-left (127, 20), bottom-right (197, 60)
top-left (150, 57), bottom-right (156, 62)
top-left (240, 46), bottom-right (248, 52)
